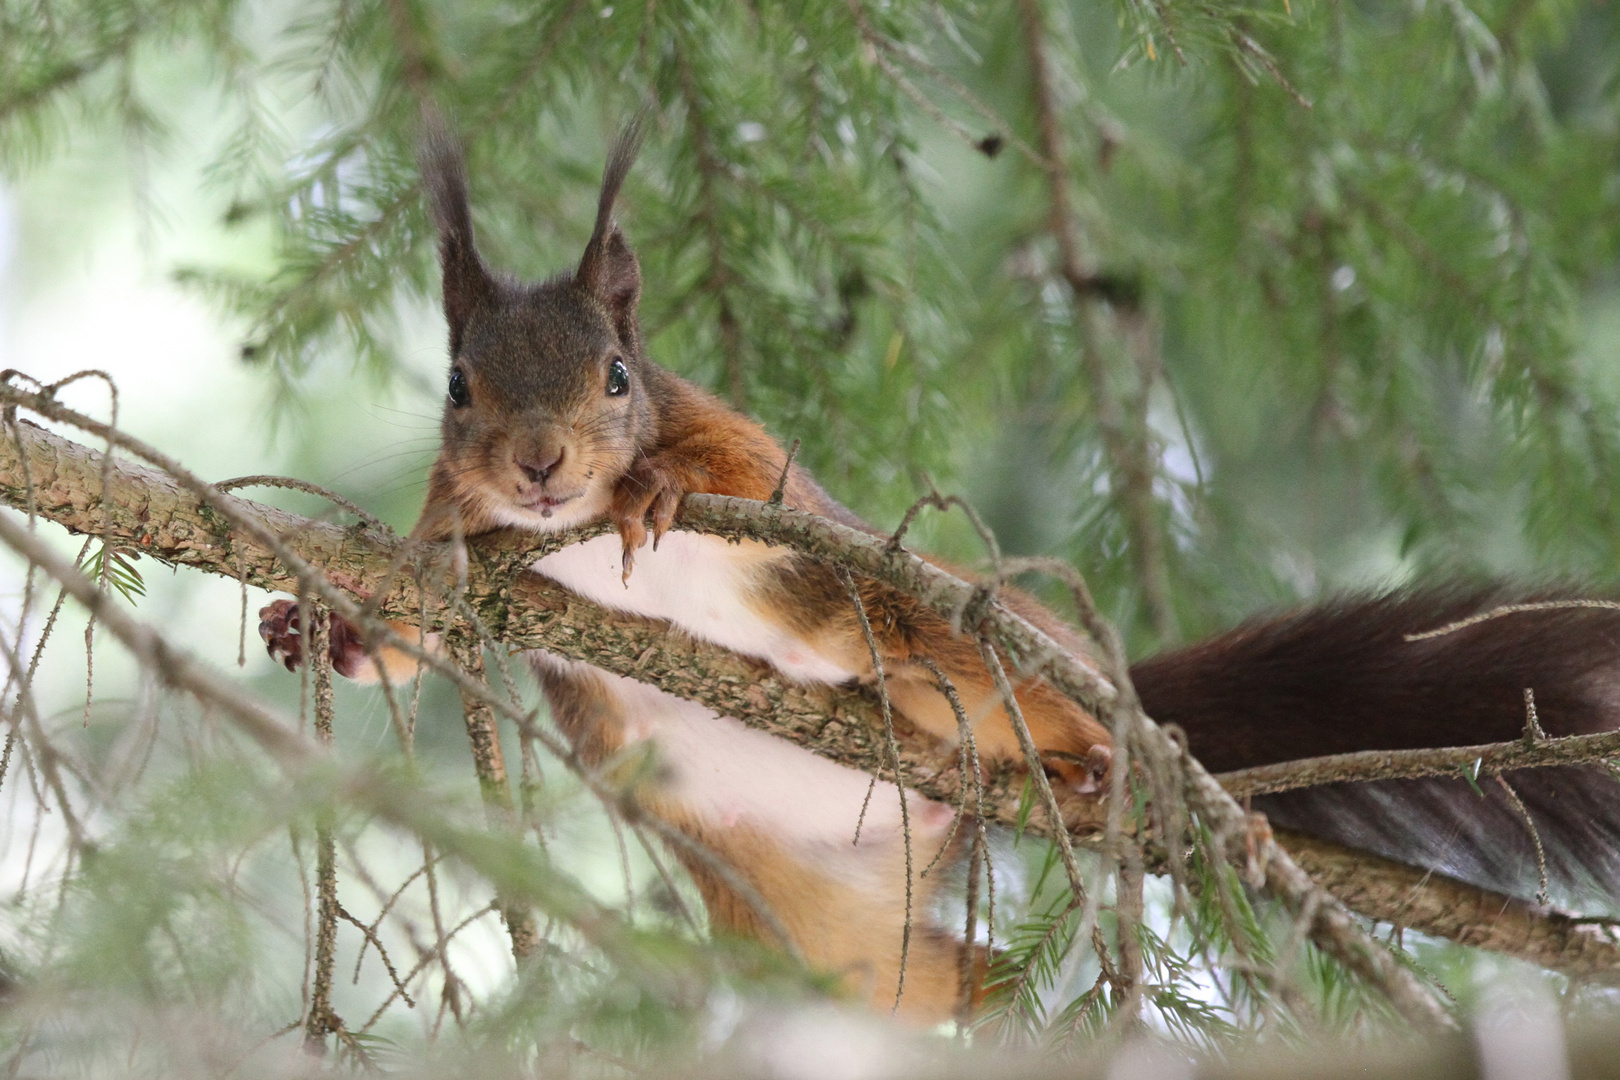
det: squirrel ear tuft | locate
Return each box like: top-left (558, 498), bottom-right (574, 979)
top-left (419, 107), bottom-right (496, 356)
top-left (588, 225), bottom-right (642, 347)
top-left (577, 114), bottom-right (646, 345)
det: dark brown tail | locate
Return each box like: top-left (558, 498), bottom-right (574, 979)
top-left (1130, 586), bottom-right (1620, 910)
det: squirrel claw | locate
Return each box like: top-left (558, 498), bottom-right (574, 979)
top-left (259, 599), bottom-right (304, 670)
top-left (1081, 744), bottom-right (1113, 795)
top-left (1043, 743), bottom-right (1114, 799)
top-left (649, 488), bottom-right (681, 551)
top-left (609, 454), bottom-right (686, 564)
top-left (617, 516), bottom-right (648, 584)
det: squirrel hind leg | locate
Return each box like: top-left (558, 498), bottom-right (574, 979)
top-left (885, 665), bottom-right (1112, 798)
top-left (672, 819), bottom-right (971, 1025)
top-left (1043, 744), bottom-right (1114, 796)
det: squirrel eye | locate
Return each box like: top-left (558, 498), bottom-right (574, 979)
top-left (448, 368), bottom-right (471, 408)
top-left (606, 357), bottom-right (630, 397)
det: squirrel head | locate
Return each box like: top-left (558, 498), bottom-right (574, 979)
top-left (418, 115), bottom-right (654, 536)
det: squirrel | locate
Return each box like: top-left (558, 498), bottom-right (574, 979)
top-left (259, 119), bottom-right (1620, 1022)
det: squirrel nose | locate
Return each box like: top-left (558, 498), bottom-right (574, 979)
top-left (516, 445), bottom-right (565, 484)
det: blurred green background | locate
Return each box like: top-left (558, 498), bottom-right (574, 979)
top-left (5, 0), bottom-right (1620, 1068)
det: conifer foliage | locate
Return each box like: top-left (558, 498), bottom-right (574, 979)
top-left (3, 0), bottom-right (1620, 1074)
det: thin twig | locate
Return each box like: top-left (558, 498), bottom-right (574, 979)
top-left (303, 605), bottom-right (341, 1056)
top-left (217, 474), bottom-right (393, 535)
top-left (1495, 773), bottom-right (1550, 906)
top-left (353, 856), bottom-right (437, 985)
top-left (1523, 687), bottom-right (1547, 744)
top-left (448, 641), bottom-right (538, 962)
top-left (975, 637), bottom-right (1087, 902)
top-left (360, 903), bottom-right (501, 1032)
top-left (1215, 726), bottom-right (1620, 799)
top-left (1407, 599), bottom-right (1620, 641)
top-left (916, 658), bottom-right (984, 877)
top-left (836, 566), bottom-right (914, 1012)
top-left (768, 439), bottom-right (801, 506)
top-left (336, 904), bottom-right (415, 1007)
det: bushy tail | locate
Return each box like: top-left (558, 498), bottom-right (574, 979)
top-left (1129, 586), bottom-right (1620, 910)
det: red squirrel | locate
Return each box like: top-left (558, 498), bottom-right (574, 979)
top-left (261, 121), bottom-right (1620, 1020)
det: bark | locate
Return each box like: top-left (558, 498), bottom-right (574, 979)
top-left (0, 414), bottom-right (1059, 831)
top-left (1279, 829), bottom-right (1620, 981)
top-left (1218, 730), bottom-right (1620, 799)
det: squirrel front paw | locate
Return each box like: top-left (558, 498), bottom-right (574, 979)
top-left (257, 600), bottom-right (368, 678)
top-left (608, 455), bottom-right (687, 583)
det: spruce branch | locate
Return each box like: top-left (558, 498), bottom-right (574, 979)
top-left (1017, 0), bottom-right (1178, 643)
top-left (1215, 729), bottom-right (1620, 799)
top-left (1281, 830), bottom-right (1620, 981)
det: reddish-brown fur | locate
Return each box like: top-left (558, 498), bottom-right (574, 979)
top-left (536, 658), bottom-right (973, 1021)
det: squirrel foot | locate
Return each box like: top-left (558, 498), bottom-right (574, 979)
top-left (257, 599), bottom-right (368, 678)
top-left (609, 454), bottom-right (687, 583)
top-left (1043, 743), bottom-right (1113, 799)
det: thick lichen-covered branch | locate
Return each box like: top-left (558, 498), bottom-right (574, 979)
top-left (0, 408), bottom-right (1043, 832)
top-left (1280, 830), bottom-right (1620, 982)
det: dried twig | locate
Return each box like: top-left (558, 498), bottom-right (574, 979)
top-left (336, 904), bottom-right (415, 1008)
top-left (1407, 598), bottom-right (1620, 641)
top-left (768, 438), bottom-right (801, 506)
top-left (217, 474), bottom-right (393, 534)
top-left (976, 636), bottom-right (1087, 902)
top-left (449, 641), bottom-right (538, 961)
top-left (836, 566), bottom-right (914, 1012)
top-left (1495, 773), bottom-right (1550, 906)
top-left (303, 605), bottom-right (341, 1056)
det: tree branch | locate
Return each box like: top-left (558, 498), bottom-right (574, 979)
top-left (1016, 0), bottom-right (1177, 642)
top-left (1278, 830), bottom-right (1620, 981)
top-left (1217, 730), bottom-right (1620, 799)
top-left (0, 406), bottom-right (1061, 832)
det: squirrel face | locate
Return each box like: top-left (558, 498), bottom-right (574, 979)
top-left (419, 118), bottom-right (651, 534)
top-left (435, 281), bottom-right (654, 532)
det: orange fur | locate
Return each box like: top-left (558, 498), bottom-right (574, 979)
top-left (536, 656), bottom-right (969, 1023)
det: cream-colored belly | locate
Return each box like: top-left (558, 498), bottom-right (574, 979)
top-left (543, 655), bottom-right (951, 861)
top-left (534, 531), bottom-right (857, 684)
